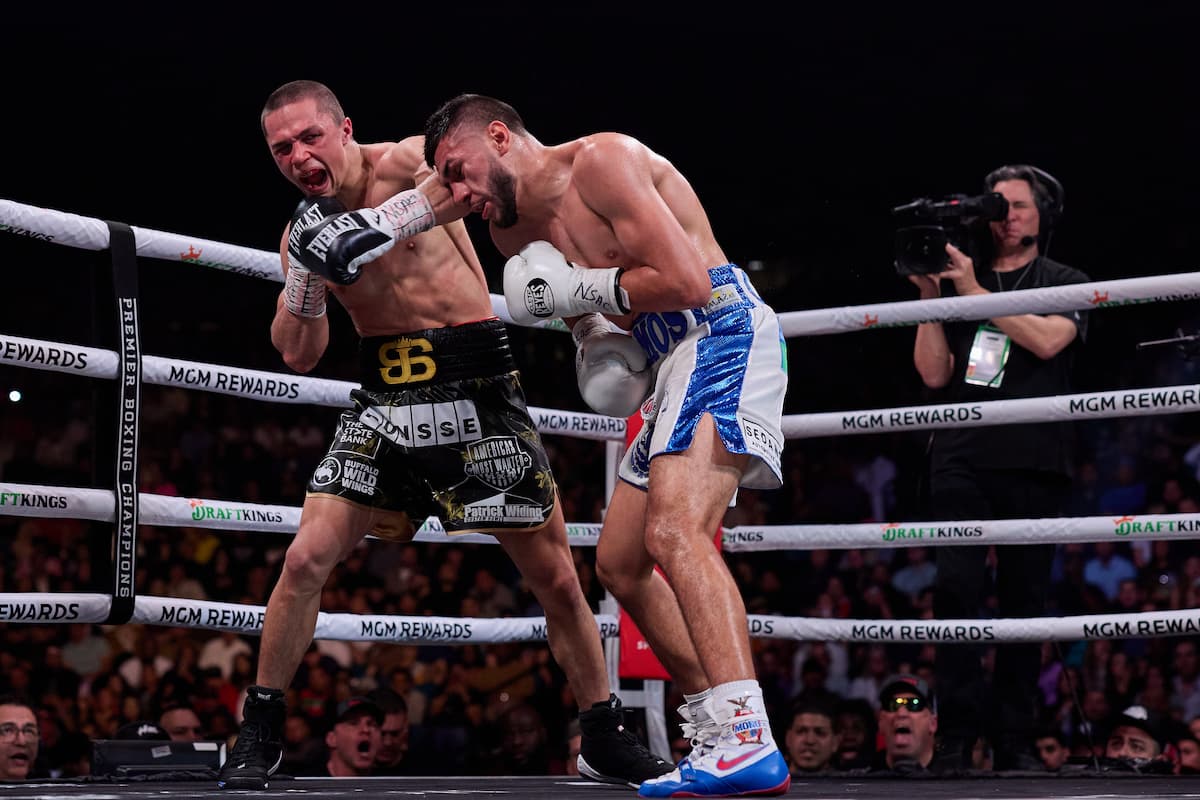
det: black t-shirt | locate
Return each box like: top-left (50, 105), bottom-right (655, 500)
top-left (930, 256), bottom-right (1090, 476)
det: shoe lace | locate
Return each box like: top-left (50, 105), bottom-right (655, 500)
top-left (680, 717), bottom-right (720, 759)
top-left (227, 722), bottom-right (267, 761)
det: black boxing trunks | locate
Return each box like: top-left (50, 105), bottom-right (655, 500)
top-left (306, 318), bottom-right (557, 539)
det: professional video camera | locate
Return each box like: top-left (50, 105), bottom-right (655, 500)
top-left (892, 192), bottom-right (1009, 275)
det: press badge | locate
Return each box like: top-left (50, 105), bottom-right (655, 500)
top-left (965, 324), bottom-right (1010, 387)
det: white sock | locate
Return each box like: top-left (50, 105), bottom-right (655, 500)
top-left (710, 680), bottom-right (773, 746)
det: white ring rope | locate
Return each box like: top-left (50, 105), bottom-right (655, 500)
top-left (0, 481), bottom-right (1188, 552)
top-left (0, 198), bottom-right (570, 331)
top-left (778, 272), bottom-right (1200, 337)
top-left (783, 384), bottom-right (1200, 439)
top-left (0, 592), bottom-right (618, 644)
top-left (743, 610), bottom-right (1200, 644)
top-left (4, 332), bottom-right (1199, 440)
top-left (0, 481), bottom-right (602, 546)
top-left (4, 196), bottom-right (1200, 649)
top-left (0, 333), bottom-right (626, 441)
top-left (0, 198), bottom-right (280, 281)
top-left (0, 590), bottom-right (1190, 645)
top-left (4, 196), bottom-right (1199, 335)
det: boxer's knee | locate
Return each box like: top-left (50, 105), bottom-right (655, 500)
top-left (280, 536), bottom-right (336, 594)
top-left (642, 517), bottom-right (691, 573)
top-left (526, 561), bottom-right (587, 613)
top-left (595, 526), bottom-right (657, 602)
top-left (594, 555), bottom-right (629, 601)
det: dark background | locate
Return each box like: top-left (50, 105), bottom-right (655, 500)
top-left (2, 3), bottom-right (1199, 416)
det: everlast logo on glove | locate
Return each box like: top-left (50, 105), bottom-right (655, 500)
top-left (524, 279), bottom-right (555, 318)
top-left (306, 215), bottom-right (365, 263)
top-left (288, 199), bottom-right (338, 251)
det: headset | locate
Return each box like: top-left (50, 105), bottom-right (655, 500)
top-left (983, 164), bottom-right (1065, 251)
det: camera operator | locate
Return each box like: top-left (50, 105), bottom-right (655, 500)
top-left (908, 165), bottom-right (1090, 772)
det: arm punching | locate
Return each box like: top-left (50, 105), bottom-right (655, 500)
top-left (289, 190), bottom-right (437, 284)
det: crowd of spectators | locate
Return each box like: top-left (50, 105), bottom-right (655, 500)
top-left (3, 289), bottom-right (1200, 780)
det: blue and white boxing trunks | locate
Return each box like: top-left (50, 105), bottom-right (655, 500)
top-left (620, 264), bottom-right (787, 491)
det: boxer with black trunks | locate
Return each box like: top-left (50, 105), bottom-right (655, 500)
top-left (216, 79), bottom-right (670, 790)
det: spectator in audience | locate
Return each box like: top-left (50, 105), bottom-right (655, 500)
top-left (367, 688), bottom-right (410, 776)
top-left (198, 632), bottom-right (253, 682)
top-left (0, 695), bottom-right (40, 780)
top-left (300, 697), bottom-right (383, 778)
top-left (1104, 705), bottom-right (1171, 772)
top-left (792, 641), bottom-right (850, 699)
top-left (484, 703), bottom-right (558, 776)
top-left (1189, 715), bottom-right (1200, 741)
top-left (159, 705), bottom-right (205, 742)
top-left (1175, 730), bottom-right (1200, 774)
top-left (832, 698), bottom-right (876, 771)
top-left (61, 624), bottom-right (112, 678)
top-left (47, 731), bottom-right (91, 778)
top-left (784, 694), bottom-right (841, 775)
top-left (1084, 542), bottom-right (1138, 603)
top-left (32, 646), bottom-right (80, 702)
top-left (872, 675), bottom-right (937, 774)
top-left (846, 645), bottom-right (891, 710)
top-left (1097, 458), bottom-right (1148, 516)
top-left (1035, 727), bottom-right (1069, 771)
top-left (1171, 638), bottom-right (1200, 722)
top-left (890, 547), bottom-right (937, 601)
top-left (280, 713), bottom-right (324, 777)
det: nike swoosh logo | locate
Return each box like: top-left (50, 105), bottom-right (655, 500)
top-left (716, 746), bottom-right (768, 771)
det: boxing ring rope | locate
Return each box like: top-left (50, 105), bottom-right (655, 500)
top-left (4, 480), bottom-right (1195, 549)
top-left (3, 197), bottom-right (1200, 640)
top-left (5, 196), bottom-right (1200, 335)
top-left (5, 195), bottom-right (1200, 761)
top-left (6, 331), bottom-right (1200, 440)
top-left (4, 475), bottom-right (1197, 645)
top-left (0, 589), bottom-right (1190, 644)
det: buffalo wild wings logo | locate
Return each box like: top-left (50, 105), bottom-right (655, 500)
top-left (312, 457), bottom-right (341, 487)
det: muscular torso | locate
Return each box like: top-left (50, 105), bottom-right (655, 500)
top-left (491, 135), bottom-right (726, 326)
top-left (293, 142), bottom-right (492, 335)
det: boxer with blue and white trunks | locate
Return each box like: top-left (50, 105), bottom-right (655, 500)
top-left (419, 92), bottom-right (794, 799)
top-left (622, 264), bottom-right (786, 493)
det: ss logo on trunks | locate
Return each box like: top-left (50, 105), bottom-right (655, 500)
top-left (378, 337), bottom-right (436, 384)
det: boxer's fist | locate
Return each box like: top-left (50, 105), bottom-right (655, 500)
top-left (288, 197), bottom-right (388, 285)
top-left (503, 240), bottom-right (631, 325)
top-left (572, 313), bottom-right (651, 418)
top-left (289, 189), bottom-right (437, 285)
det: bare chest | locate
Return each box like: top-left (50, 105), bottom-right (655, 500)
top-left (498, 196), bottom-right (630, 269)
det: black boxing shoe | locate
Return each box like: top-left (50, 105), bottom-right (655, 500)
top-left (577, 694), bottom-right (673, 788)
top-left (217, 686), bottom-right (286, 790)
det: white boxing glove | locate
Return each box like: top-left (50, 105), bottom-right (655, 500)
top-left (504, 240), bottom-right (631, 325)
top-left (573, 313), bottom-right (651, 418)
